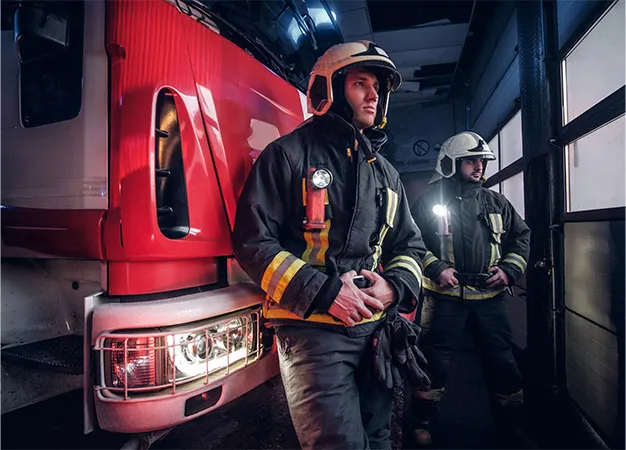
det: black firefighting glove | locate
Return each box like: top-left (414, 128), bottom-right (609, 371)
top-left (372, 316), bottom-right (405, 389)
top-left (372, 308), bottom-right (431, 390)
top-left (389, 310), bottom-right (431, 389)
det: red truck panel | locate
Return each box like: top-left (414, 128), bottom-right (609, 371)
top-left (104, 0), bottom-right (304, 294)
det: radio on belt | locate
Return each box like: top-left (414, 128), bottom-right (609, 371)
top-left (303, 168), bottom-right (332, 230)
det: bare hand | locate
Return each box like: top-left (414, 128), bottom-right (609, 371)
top-left (359, 269), bottom-right (397, 309)
top-left (438, 267), bottom-right (458, 288)
top-left (487, 266), bottom-right (510, 287)
top-left (328, 270), bottom-right (385, 327)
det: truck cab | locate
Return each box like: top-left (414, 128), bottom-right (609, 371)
top-left (1, 0), bottom-right (341, 434)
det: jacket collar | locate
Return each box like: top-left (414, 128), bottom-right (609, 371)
top-left (441, 175), bottom-right (483, 198)
top-left (312, 113), bottom-right (387, 154)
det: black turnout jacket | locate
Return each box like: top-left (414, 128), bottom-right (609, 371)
top-left (233, 113), bottom-right (427, 326)
top-left (410, 176), bottom-right (530, 300)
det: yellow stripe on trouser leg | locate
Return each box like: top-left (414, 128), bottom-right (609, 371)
top-left (413, 387), bottom-right (445, 401)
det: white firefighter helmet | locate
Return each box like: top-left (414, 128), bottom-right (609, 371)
top-left (435, 131), bottom-right (496, 179)
top-left (306, 40), bottom-right (401, 127)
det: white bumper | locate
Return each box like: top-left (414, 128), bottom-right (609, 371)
top-left (94, 347), bottom-right (278, 433)
top-left (88, 282), bottom-right (280, 433)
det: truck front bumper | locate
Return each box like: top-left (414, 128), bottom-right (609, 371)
top-left (87, 282), bottom-right (280, 433)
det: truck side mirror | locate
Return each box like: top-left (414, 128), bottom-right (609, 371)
top-left (15, 4), bottom-right (69, 64)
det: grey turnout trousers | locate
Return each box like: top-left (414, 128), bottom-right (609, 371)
top-left (275, 323), bottom-right (393, 450)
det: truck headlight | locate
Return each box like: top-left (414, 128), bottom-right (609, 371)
top-left (96, 308), bottom-right (262, 396)
top-left (167, 317), bottom-right (256, 382)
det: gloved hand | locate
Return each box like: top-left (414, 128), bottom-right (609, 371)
top-left (372, 318), bottom-right (405, 389)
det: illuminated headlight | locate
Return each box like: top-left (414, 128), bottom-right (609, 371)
top-left (98, 309), bottom-right (261, 394)
top-left (167, 317), bottom-right (255, 381)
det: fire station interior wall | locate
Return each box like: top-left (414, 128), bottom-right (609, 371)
top-left (564, 220), bottom-right (624, 441)
top-left (557, 0), bottom-right (606, 50)
top-left (468, 0), bottom-right (602, 141)
top-left (0, 1), bottom-right (108, 210)
top-left (386, 97), bottom-right (465, 179)
top-left (468, 2), bottom-right (519, 140)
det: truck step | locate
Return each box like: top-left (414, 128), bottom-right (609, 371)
top-left (1, 335), bottom-right (83, 375)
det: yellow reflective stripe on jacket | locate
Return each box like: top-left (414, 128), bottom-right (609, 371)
top-left (263, 300), bottom-right (386, 325)
top-left (261, 251), bottom-right (306, 303)
top-left (422, 278), bottom-right (505, 300)
top-left (502, 252), bottom-right (527, 272)
top-left (385, 255), bottom-right (422, 287)
top-left (487, 213), bottom-right (504, 264)
top-left (488, 213), bottom-right (504, 233)
top-left (302, 219), bottom-right (331, 265)
top-left (371, 226), bottom-right (391, 270)
top-left (489, 242), bottom-right (501, 267)
top-left (301, 184), bottom-right (330, 266)
top-left (488, 213), bottom-right (504, 244)
top-left (440, 235), bottom-right (455, 265)
top-left (423, 250), bottom-right (438, 269)
top-left (371, 188), bottom-right (399, 270)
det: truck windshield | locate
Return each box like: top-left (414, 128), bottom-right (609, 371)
top-left (187, 0), bottom-right (343, 91)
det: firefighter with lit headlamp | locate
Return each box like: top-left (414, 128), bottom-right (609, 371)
top-left (409, 131), bottom-right (531, 448)
top-left (233, 41), bottom-right (428, 449)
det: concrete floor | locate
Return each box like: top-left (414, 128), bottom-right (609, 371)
top-left (0, 350), bottom-right (497, 450)
top-left (6, 335), bottom-right (594, 450)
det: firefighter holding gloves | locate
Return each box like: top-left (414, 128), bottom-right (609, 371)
top-left (233, 41), bottom-right (429, 449)
top-left (409, 131), bottom-right (531, 447)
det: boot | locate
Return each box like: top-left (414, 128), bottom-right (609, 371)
top-left (410, 388), bottom-right (444, 448)
top-left (490, 391), bottom-right (536, 449)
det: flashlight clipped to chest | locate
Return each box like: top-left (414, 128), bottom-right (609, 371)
top-left (303, 168), bottom-right (332, 230)
top-left (432, 204), bottom-right (451, 236)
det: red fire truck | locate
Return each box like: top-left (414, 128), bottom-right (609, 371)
top-left (1, 0), bottom-right (341, 436)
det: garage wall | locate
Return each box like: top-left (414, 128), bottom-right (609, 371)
top-left (468, 2), bottom-right (519, 140)
top-left (468, 1), bottom-right (608, 141)
top-left (386, 97), bottom-right (465, 174)
top-left (557, 0), bottom-right (608, 50)
top-left (564, 220), bottom-right (624, 441)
